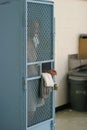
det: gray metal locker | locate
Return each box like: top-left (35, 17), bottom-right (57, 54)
top-left (0, 0), bottom-right (55, 130)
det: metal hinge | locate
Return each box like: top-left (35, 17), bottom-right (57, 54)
top-left (22, 77), bottom-right (27, 91)
top-left (22, 13), bottom-right (26, 27)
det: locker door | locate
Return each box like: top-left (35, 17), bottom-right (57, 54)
top-left (26, 1), bottom-right (55, 130)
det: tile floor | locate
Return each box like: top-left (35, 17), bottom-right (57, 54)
top-left (55, 109), bottom-right (87, 130)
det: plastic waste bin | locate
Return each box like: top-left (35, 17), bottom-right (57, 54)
top-left (68, 71), bottom-right (87, 111)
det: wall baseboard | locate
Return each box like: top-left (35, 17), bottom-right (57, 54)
top-left (55, 103), bottom-right (71, 112)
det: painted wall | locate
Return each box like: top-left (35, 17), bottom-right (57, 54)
top-left (54, 0), bottom-right (87, 107)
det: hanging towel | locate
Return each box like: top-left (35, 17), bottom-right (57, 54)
top-left (40, 73), bottom-right (54, 98)
top-left (41, 73), bottom-right (54, 87)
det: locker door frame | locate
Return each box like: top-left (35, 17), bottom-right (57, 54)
top-left (25, 0), bottom-right (55, 130)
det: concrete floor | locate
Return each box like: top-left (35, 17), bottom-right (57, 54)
top-left (56, 109), bottom-right (87, 130)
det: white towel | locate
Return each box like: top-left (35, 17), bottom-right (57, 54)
top-left (40, 73), bottom-right (54, 99)
top-left (41, 73), bottom-right (54, 87)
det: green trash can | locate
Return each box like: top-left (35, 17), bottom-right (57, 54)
top-left (68, 76), bottom-right (87, 111)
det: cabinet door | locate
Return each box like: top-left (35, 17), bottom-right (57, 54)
top-left (26, 1), bottom-right (55, 130)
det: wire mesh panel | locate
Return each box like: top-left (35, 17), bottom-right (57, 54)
top-left (27, 64), bottom-right (40, 78)
top-left (26, 1), bottom-right (54, 129)
top-left (27, 2), bottom-right (53, 62)
top-left (27, 79), bottom-right (53, 127)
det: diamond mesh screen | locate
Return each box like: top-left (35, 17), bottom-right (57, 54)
top-left (27, 79), bottom-right (53, 127)
top-left (27, 64), bottom-right (40, 78)
top-left (27, 2), bottom-right (53, 62)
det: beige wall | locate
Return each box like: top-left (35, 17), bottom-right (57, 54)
top-left (54, 0), bottom-right (87, 107)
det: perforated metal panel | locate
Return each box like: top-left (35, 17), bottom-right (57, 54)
top-left (27, 2), bottom-right (53, 62)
